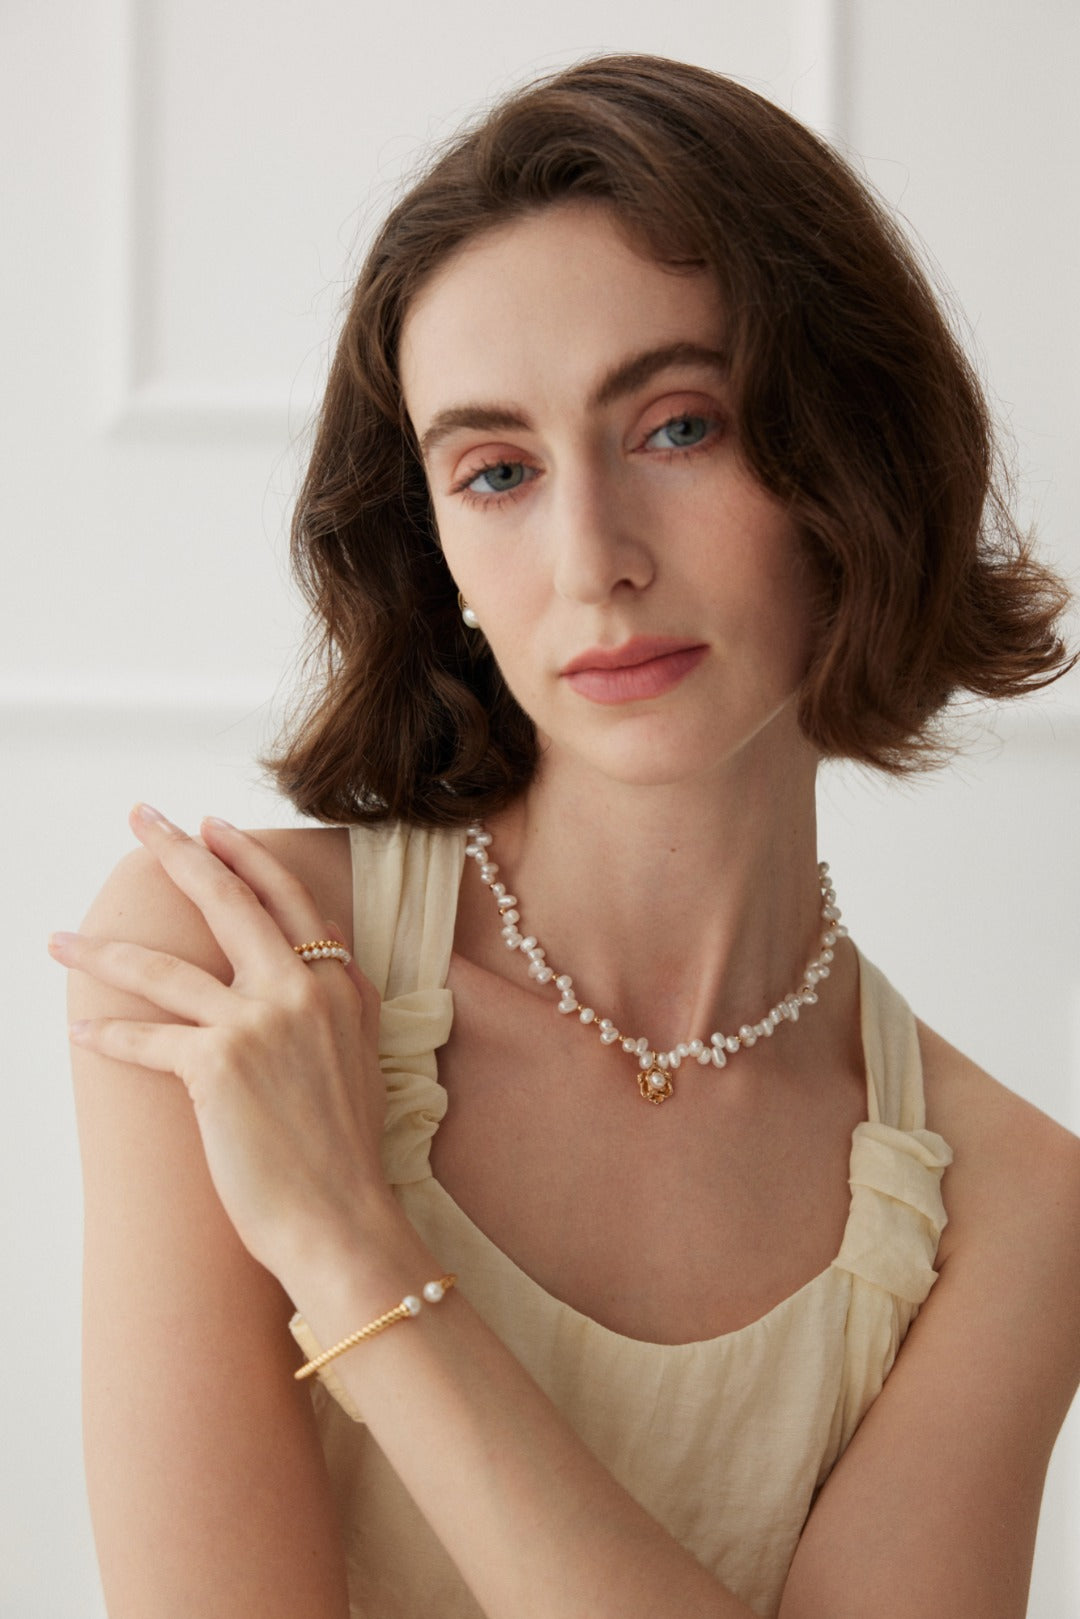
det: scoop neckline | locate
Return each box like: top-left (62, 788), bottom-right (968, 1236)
top-left (423, 1172), bottom-right (856, 1352)
top-left (417, 944), bottom-right (890, 1352)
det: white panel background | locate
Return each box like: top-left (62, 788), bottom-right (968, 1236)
top-left (1, 1), bottom-right (1076, 1614)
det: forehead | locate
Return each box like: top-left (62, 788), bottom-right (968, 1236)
top-left (398, 202), bottom-right (725, 421)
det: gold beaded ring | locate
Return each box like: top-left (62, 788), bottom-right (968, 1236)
top-left (292, 939), bottom-right (352, 966)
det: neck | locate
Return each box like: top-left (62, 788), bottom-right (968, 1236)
top-left (477, 723), bottom-right (825, 1054)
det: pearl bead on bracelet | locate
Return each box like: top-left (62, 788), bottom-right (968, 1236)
top-left (294, 1275), bottom-right (458, 1381)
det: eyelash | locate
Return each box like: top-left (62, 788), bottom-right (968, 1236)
top-left (450, 412), bottom-right (725, 512)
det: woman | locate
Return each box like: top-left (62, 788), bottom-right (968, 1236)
top-left (54, 55), bottom-right (1079, 1619)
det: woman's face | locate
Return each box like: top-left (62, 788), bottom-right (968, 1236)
top-left (400, 201), bottom-right (816, 791)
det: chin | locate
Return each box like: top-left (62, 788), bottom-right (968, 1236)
top-left (539, 695), bottom-right (812, 791)
top-left (550, 731), bottom-right (735, 791)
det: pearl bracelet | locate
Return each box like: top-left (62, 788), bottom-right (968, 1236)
top-left (293, 1275), bottom-right (457, 1381)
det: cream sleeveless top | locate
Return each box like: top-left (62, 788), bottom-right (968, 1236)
top-left (291, 823), bottom-right (953, 1619)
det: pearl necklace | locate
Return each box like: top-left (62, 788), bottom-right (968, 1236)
top-left (465, 821), bottom-right (846, 1104)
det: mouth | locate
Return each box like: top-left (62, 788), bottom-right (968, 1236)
top-left (560, 638), bottom-right (708, 705)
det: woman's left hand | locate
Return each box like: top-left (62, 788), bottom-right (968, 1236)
top-left (51, 804), bottom-right (390, 1295)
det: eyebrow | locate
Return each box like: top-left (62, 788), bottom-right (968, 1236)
top-left (416, 340), bottom-right (729, 463)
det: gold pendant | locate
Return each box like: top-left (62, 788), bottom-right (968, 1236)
top-left (638, 1062), bottom-right (673, 1104)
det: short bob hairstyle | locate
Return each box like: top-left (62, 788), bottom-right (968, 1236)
top-left (270, 53), bottom-right (1073, 828)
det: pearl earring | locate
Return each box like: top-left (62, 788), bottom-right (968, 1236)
top-left (457, 592), bottom-right (480, 630)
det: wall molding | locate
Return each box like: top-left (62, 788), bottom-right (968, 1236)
top-left (3, 680), bottom-right (1079, 747)
top-left (0, 679), bottom-right (281, 730)
top-left (790, 0), bottom-right (851, 141)
top-left (103, 0), bottom-right (309, 439)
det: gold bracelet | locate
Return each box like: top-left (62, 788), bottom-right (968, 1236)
top-left (294, 1275), bottom-right (457, 1381)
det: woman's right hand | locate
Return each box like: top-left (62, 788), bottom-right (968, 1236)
top-left (52, 806), bottom-right (392, 1298)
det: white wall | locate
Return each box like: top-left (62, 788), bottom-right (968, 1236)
top-left (2, 2), bottom-right (1076, 1614)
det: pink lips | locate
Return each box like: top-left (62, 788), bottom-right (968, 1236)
top-left (561, 637), bottom-right (708, 705)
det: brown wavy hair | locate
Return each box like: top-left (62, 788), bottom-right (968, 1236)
top-left (268, 53), bottom-right (1074, 827)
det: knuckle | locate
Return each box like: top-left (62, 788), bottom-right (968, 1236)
top-left (347, 964), bottom-right (378, 1007)
top-left (206, 866), bottom-right (251, 908)
top-left (202, 1025), bottom-right (248, 1081)
top-left (221, 1023), bottom-right (252, 1062)
top-left (355, 976), bottom-right (381, 1018)
top-left (283, 967), bottom-right (323, 1013)
top-left (139, 946), bottom-right (183, 984)
top-left (239, 997), bottom-right (293, 1048)
top-left (276, 868), bottom-right (312, 911)
top-left (109, 1018), bottom-right (144, 1059)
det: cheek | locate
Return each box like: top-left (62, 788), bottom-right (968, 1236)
top-left (690, 485), bottom-right (803, 599)
top-left (432, 524), bottom-right (489, 620)
top-left (694, 498), bottom-right (814, 672)
top-left (484, 589), bottom-right (547, 683)
top-left (437, 507), bottom-right (541, 620)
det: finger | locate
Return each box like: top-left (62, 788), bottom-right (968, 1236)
top-left (324, 919), bottom-right (367, 994)
top-left (198, 819), bottom-right (359, 979)
top-left (49, 931), bottom-right (238, 1025)
top-left (69, 1015), bottom-right (203, 1083)
top-left (128, 805), bottom-right (321, 980)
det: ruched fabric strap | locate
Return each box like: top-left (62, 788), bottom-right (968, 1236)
top-left (833, 1121), bottom-right (952, 1305)
top-left (344, 823), bottom-right (465, 1185)
top-left (378, 988), bottom-right (454, 1185)
top-left (346, 822), bottom-right (465, 1003)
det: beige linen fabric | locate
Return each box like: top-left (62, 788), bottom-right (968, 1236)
top-left (291, 823), bottom-right (952, 1618)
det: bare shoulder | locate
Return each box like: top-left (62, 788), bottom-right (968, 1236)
top-left (918, 1017), bottom-right (1080, 1257)
top-left (916, 1018), bottom-right (1080, 1415)
top-left (248, 823), bottom-right (355, 947)
top-left (77, 821), bottom-right (353, 972)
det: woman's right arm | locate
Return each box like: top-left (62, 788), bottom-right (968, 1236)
top-left (69, 848), bottom-right (351, 1619)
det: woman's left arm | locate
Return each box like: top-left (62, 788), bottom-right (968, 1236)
top-left (56, 812), bottom-right (1080, 1619)
top-left (779, 1030), bottom-right (1080, 1618)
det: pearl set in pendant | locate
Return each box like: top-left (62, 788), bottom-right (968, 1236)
top-left (465, 821), bottom-right (847, 1104)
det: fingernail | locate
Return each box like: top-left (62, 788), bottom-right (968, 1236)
top-left (68, 1021), bottom-right (91, 1040)
top-left (133, 802), bottom-right (168, 825)
top-left (48, 931), bottom-right (78, 953)
top-left (202, 815), bottom-right (236, 830)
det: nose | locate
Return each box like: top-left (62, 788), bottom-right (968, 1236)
top-left (549, 466), bottom-right (655, 605)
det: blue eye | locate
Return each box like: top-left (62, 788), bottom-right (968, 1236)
top-left (467, 461), bottom-right (527, 494)
top-left (647, 414), bottom-right (711, 450)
